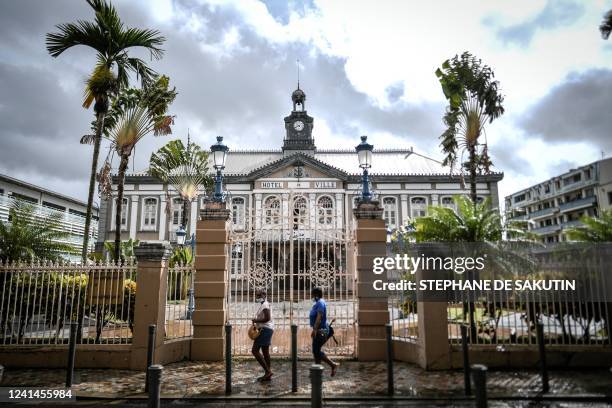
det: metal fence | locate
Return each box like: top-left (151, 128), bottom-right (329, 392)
top-left (447, 249), bottom-right (611, 347)
top-left (387, 241), bottom-right (611, 347)
top-left (0, 260), bottom-right (136, 345)
top-left (165, 264), bottom-right (194, 340)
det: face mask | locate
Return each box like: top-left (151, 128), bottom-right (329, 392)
top-left (313, 296), bottom-right (320, 302)
top-left (256, 297), bottom-right (264, 303)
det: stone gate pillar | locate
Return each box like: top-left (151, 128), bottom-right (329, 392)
top-left (192, 202), bottom-right (230, 361)
top-left (131, 242), bottom-right (172, 369)
top-left (354, 200), bottom-right (389, 361)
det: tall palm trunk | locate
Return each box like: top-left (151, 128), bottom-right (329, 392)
top-left (468, 142), bottom-right (478, 205)
top-left (114, 153), bottom-right (130, 262)
top-left (182, 199), bottom-right (190, 231)
top-left (81, 110), bottom-right (106, 262)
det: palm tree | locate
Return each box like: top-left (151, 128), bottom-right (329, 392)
top-left (0, 201), bottom-right (77, 263)
top-left (46, 0), bottom-right (165, 262)
top-left (600, 9), bottom-right (612, 39)
top-left (103, 75), bottom-right (177, 261)
top-left (149, 139), bottom-right (213, 233)
top-left (435, 52), bottom-right (505, 204)
top-left (566, 210), bottom-right (612, 242)
top-left (411, 196), bottom-right (504, 242)
top-left (395, 195), bottom-right (532, 340)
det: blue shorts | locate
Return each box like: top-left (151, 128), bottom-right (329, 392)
top-left (254, 327), bottom-right (273, 347)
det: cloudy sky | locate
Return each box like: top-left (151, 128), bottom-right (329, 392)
top-left (1, 0), bottom-right (612, 210)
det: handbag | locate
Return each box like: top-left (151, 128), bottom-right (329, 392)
top-left (248, 323), bottom-right (261, 340)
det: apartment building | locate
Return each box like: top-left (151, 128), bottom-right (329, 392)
top-left (505, 157), bottom-right (612, 243)
top-left (0, 173), bottom-right (99, 262)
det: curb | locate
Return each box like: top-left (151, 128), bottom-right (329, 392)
top-left (75, 393), bottom-right (612, 403)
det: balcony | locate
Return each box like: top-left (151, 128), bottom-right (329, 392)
top-left (531, 224), bottom-right (561, 235)
top-left (528, 207), bottom-right (558, 219)
top-left (559, 195), bottom-right (597, 212)
top-left (560, 177), bottom-right (597, 193)
top-left (562, 220), bottom-right (583, 229)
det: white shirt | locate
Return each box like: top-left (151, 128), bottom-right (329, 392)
top-left (255, 300), bottom-right (274, 330)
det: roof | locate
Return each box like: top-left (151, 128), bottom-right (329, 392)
top-left (125, 148), bottom-right (504, 181)
top-left (0, 173), bottom-right (97, 210)
top-left (219, 148), bottom-right (454, 176)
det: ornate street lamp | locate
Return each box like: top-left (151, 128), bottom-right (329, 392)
top-left (210, 136), bottom-right (229, 202)
top-left (355, 135), bottom-right (373, 202)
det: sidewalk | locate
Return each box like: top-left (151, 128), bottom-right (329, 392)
top-left (1, 359), bottom-right (611, 400)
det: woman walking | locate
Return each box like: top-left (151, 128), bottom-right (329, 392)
top-left (309, 287), bottom-right (338, 376)
top-left (251, 289), bottom-right (274, 381)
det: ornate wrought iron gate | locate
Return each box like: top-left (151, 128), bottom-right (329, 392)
top-left (226, 193), bottom-right (356, 357)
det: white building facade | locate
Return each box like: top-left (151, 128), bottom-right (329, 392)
top-left (96, 87), bottom-right (503, 247)
top-left (0, 173), bottom-right (99, 262)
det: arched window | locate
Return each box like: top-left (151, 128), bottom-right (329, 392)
top-left (293, 196), bottom-right (308, 225)
top-left (142, 197), bottom-right (158, 230)
top-left (172, 198), bottom-right (184, 227)
top-left (410, 197), bottom-right (427, 218)
top-left (317, 196), bottom-right (334, 224)
top-left (440, 196), bottom-right (455, 210)
top-left (112, 197), bottom-right (129, 230)
top-left (232, 197), bottom-right (245, 226)
top-left (382, 197), bottom-right (397, 228)
top-left (264, 196), bottom-right (280, 225)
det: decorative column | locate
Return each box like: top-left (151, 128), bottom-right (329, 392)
top-left (309, 193), bottom-right (316, 226)
top-left (255, 193), bottom-right (262, 229)
top-left (353, 200), bottom-right (389, 361)
top-left (400, 194), bottom-right (408, 226)
top-left (430, 194), bottom-right (439, 207)
top-left (335, 193), bottom-right (343, 229)
top-left (130, 242), bottom-right (172, 369)
top-left (192, 202), bottom-right (230, 361)
top-left (281, 193), bottom-right (289, 219)
top-left (158, 195), bottom-right (167, 241)
top-left (129, 195), bottom-right (138, 239)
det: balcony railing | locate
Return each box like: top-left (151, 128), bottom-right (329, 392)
top-left (562, 220), bottom-right (583, 229)
top-left (559, 195), bottom-right (597, 212)
top-left (531, 224), bottom-right (561, 235)
top-left (528, 207), bottom-right (558, 219)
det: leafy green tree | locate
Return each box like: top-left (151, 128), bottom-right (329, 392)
top-left (104, 75), bottom-right (177, 261)
top-left (0, 202), bottom-right (77, 262)
top-left (393, 195), bottom-right (532, 340)
top-left (435, 52), bottom-right (504, 204)
top-left (600, 9), bottom-right (612, 39)
top-left (46, 0), bottom-right (165, 262)
top-left (566, 209), bottom-right (612, 242)
top-left (169, 246), bottom-right (193, 268)
top-left (412, 196), bottom-right (503, 242)
top-left (149, 139), bottom-right (213, 229)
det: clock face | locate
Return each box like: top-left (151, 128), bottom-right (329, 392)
top-left (293, 120), bottom-right (304, 131)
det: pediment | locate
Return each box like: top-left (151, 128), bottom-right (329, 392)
top-left (245, 153), bottom-right (348, 181)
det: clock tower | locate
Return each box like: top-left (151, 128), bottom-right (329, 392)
top-left (283, 85), bottom-right (315, 155)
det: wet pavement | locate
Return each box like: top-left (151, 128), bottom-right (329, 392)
top-left (1, 359), bottom-right (611, 402)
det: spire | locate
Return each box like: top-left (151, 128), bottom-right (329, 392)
top-left (297, 58), bottom-right (300, 89)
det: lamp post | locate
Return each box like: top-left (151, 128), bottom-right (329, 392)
top-left (355, 135), bottom-right (373, 202)
top-left (175, 225), bottom-right (196, 319)
top-left (211, 136), bottom-right (229, 202)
